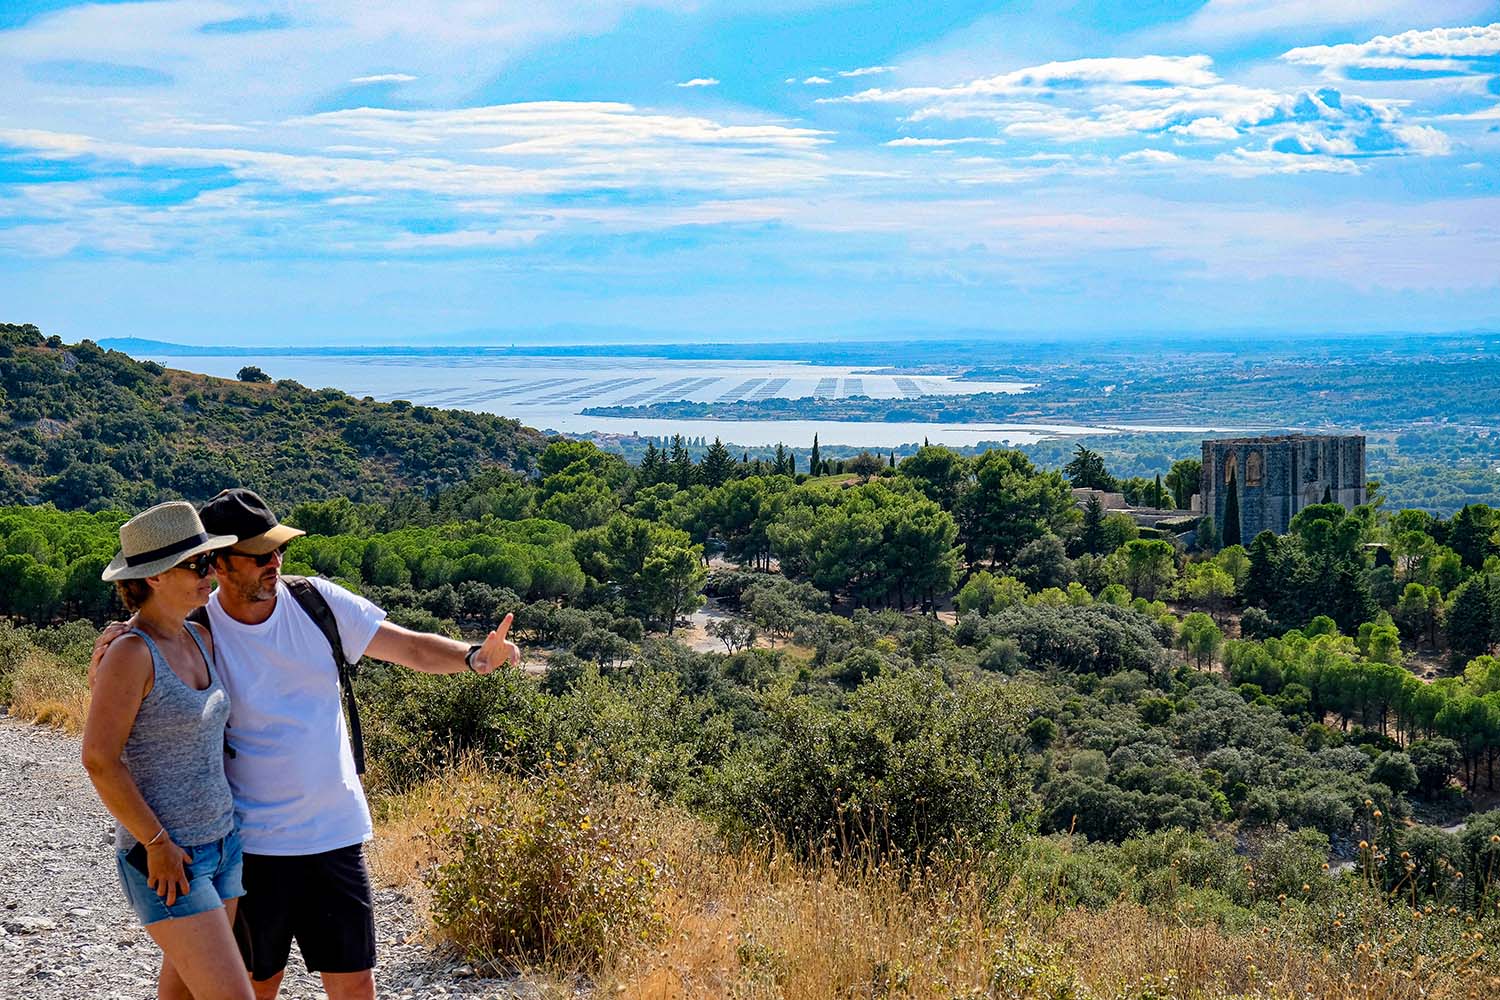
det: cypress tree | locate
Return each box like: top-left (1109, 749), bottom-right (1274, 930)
top-left (1322, 484), bottom-right (1333, 504)
top-left (809, 434), bottom-right (821, 477)
top-left (1222, 466), bottom-right (1241, 549)
top-left (1081, 495), bottom-right (1107, 555)
top-left (1154, 472), bottom-right (1165, 508)
top-left (889, 450), bottom-right (896, 469)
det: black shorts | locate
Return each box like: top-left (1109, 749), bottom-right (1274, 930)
top-left (235, 844), bottom-right (377, 981)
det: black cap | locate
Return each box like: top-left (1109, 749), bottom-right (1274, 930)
top-left (199, 488), bottom-right (305, 555)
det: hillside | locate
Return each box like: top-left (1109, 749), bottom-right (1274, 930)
top-left (0, 323), bottom-right (548, 511)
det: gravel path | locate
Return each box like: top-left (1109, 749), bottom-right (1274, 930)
top-left (0, 715), bottom-right (536, 999)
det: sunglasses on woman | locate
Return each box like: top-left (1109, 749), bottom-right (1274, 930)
top-left (173, 552), bottom-right (217, 578)
top-left (226, 543), bottom-right (289, 568)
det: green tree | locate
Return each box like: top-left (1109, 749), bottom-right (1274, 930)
top-left (1183, 562), bottom-right (1235, 624)
top-left (808, 434), bottom-right (822, 477)
top-left (1106, 539), bottom-right (1178, 601)
top-left (955, 571), bottom-right (1028, 616)
top-left (846, 451), bottom-right (883, 482)
top-left (1080, 495), bottom-right (1107, 556)
top-left (1449, 504), bottom-right (1498, 571)
top-left (1063, 444), bottom-right (1116, 491)
top-left (700, 438), bottom-right (735, 488)
top-left (236, 365), bottom-right (272, 383)
top-left (1177, 612), bottom-right (1223, 668)
top-left (897, 445), bottom-right (969, 510)
top-left (639, 441), bottom-right (667, 485)
top-left (1221, 466), bottom-right (1241, 549)
top-left (961, 450), bottom-right (1076, 568)
top-left (1447, 576), bottom-right (1496, 663)
top-left (1395, 582), bottom-right (1441, 646)
top-left (1165, 458), bottom-right (1202, 511)
top-left (669, 435), bottom-right (696, 489)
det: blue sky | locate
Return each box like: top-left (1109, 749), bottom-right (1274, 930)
top-left (1, 0), bottom-right (1499, 345)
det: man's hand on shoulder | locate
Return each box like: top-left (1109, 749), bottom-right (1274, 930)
top-left (89, 618), bottom-right (138, 689)
top-left (471, 613), bottom-right (521, 675)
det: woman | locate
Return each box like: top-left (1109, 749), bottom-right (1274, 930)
top-left (82, 501), bottom-right (253, 1000)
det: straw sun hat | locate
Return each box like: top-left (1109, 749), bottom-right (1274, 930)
top-left (101, 501), bottom-right (238, 582)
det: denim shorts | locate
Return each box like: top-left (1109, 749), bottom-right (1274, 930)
top-left (116, 829), bottom-right (245, 927)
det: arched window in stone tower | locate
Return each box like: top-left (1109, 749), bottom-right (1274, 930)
top-left (1224, 451), bottom-right (1238, 485)
top-left (1246, 450), bottom-right (1263, 488)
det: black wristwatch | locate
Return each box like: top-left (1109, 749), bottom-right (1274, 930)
top-left (464, 643), bottom-right (483, 673)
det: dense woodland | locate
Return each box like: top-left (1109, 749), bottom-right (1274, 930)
top-left (5, 324), bottom-right (1500, 990)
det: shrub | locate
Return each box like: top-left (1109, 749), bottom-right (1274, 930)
top-left (8, 649), bottom-right (89, 732)
top-left (427, 760), bottom-right (665, 971)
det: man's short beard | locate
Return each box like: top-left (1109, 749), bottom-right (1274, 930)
top-left (238, 574), bottom-right (277, 603)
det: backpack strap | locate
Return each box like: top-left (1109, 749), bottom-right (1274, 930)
top-left (282, 575), bottom-right (366, 776)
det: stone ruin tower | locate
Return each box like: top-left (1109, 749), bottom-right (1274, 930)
top-left (1201, 434), bottom-right (1366, 541)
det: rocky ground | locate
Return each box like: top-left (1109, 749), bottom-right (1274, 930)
top-left (0, 714), bottom-right (537, 999)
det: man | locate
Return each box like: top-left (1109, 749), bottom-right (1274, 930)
top-left (97, 489), bottom-right (520, 1000)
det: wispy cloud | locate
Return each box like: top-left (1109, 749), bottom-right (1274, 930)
top-left (1283, 22), bottom-right (1500, 75)
top-left (830, 53), bottom-right (1453, 166)
top-left (802, 76), bottom-right (832, 85)
top-left (839, 65), bottom-right (896, 77)
top-left (885, 137), bottom-right (1003, 147)
top-left (1154, 1), bottom-right (1494, 45)
top-left (350, 73), bottom-right (417, 84)
top-left (675, 77), bottom-right (720, 88)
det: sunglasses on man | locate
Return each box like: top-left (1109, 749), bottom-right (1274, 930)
top-left (224, 543), bottom-right (289, 568)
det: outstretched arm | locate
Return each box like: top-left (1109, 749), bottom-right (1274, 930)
top-left (363, 612), bottom-right (520, 675)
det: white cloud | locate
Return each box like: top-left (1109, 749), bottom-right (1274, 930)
top-left (802, 76), bottom-right (832, 85)
top-left (675, 77), bottom-right (719, 88)
top-left (833, 56), bottom-right (1220, 105)
top-left (1213, 148), bottom-right (1363, 175)
top-left (829, 52), bottom-right (1450, 164)
top-left (839, 65), bottom-right (896, 78)
top-left (1157, 1), bottom-right (1495, 44)
top-left (1118, 149), bottom-right (1180, 164)
top-left (885, 137), bottom-right (1002, 147)
top-left (1283, 22), bottom-right (1500, 74)
top-left (384, 228), bottom-right (543, 250)
top-left (350, 73), bottom-right (417, 84)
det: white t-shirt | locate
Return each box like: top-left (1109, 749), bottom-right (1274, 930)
top-left (206, 576), bottom-right (386, 856)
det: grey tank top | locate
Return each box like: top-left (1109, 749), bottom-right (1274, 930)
top-left (115, 624), bottom-right (235, 851)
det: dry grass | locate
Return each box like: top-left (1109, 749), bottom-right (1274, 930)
top-left (8, 650), bottom-right (90, 733)
top-left (373, 771), bottom-right (1500, 1000)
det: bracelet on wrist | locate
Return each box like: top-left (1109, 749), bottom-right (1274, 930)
top-left (464, 644), bottom-right (483, 673)
top-left (146, 827), bottom-right (168, 847)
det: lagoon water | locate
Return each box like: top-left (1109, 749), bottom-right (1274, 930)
top-left (148, 352), bottom-right (1218, 448)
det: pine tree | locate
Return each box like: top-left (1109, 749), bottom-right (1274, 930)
top-left (809, 434), bottom-right (821, 477)
top-left (669, 434), bottom-right (695, 488)
top-left (1222, 466), bottom-right (1241, 549)
top-left (773, 443), bottom-right (789, 476)
top-left (640, 441), bottom-right (664, 484)
top-left (701, 437), bottom-right (735, 487)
